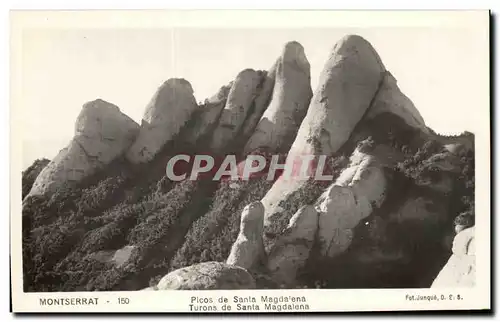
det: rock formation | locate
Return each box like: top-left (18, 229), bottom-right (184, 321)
top-left (432, 227), bottom-right (475, 287)
top-left (126, 78), bottom-right (198, 163)
top-left (239, 65), bottom-right (277, 141)
top-left (87, 245), bottom-right (136, 268)
top-left (22, 35), bottom-right (476, 292)
top-left (156, 261), bottom-right (256, 290)
top-left (226, 202), bottom-right (266, 270)
top-left (27, 99), bottom-right (139, 197)
top-left (289, 34), bottom-right (385, 156)
top-left (112, 245), bottom-right (136, 267)
top-left (244, 41), bottom-right (313, 153)
top-left (366, 71), bottom-right (428, 132)
top-left (267, 205), bottom-right (318, 287)
top-left (315, 141), bottom-right (386, 257)
top-left (185, 83), bottom-right (232, 145)
top-left (261, 34), bottom-right (386, 225)
top-left (210, 69), bottom-right (262, 151)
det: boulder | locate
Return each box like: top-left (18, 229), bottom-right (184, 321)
top-left (112, 245), bottom-right (136, 267)
top-left (86, 245), bottom-right (135, 268)
top-left (156, 261), bottom-right (256, 290)
top-left (432, 227), bottom-right (475, 288)
top-left (27, 99), bottom-right (139, 197)
top-left (267, 205), bottom-right (318, 286)
top-left (185, 83), bottom-right (232, 145)
top-left (315, 147), bottom-right (386, 257)
top-left (210, 69), bottom-right (261, 150)
top-left (244, 41), bottom-right (313, 153)
top-left (366, 71), bottom-right (428, 132)
top-left (289, 34), bottom-right (385, 157)
top-left (126, 78), bottom-right (198, 163)
top-left (87, 250), bottom-right (115, 263)
top-left (226, 201), bottom-right (266, 270)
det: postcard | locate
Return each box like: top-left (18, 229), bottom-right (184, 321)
top-left (10, 9), bottom-right (491, 313)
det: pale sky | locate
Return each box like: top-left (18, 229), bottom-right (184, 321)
top-left (20, 26), bottom-right (488, 168)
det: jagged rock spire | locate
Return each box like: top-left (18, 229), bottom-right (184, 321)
top-left (210, 69), bottom-right (262, 151)
top-left (289, 34), bottom-right (386, 156)
top-left (261, 35), bottom-right (387, 226)
top-left (244, 41), bottom-right (313, 154)
top-left (226, 201), bottom-right (266, 270)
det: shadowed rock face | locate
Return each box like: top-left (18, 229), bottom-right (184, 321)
top-left (210, 69), bottom-right (262, 151)
top-left (126, 78), bottom-right (198, 163)
top-left (432, 227), bottom-right (475, 288)
top-left (244, 41), bottom-right (313, 153)
top-left (156, 261), bottom-right (256, 290)
top-left (27, 99), bottom-right (139, 197)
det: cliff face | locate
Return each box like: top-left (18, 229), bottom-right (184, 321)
top-left (22, 35), bottom-right (475, 292)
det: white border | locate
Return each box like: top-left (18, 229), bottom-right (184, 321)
top-left (8, 9), bottom-right (492, 314)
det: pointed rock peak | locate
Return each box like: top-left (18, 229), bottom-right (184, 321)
top-left (281, 41), bottom-right (310, 68)
top-left (76, 99), bottom-right (138, 136)
top-left (161, 78), bottom-right (194, 94)
top-left (330, 34), bottom-right (385, 71)
top-left (209, 69), bottom-right (261, 150)
top-left (82, 98), bottom-right (120, 111)
top-left (284, 40), bottom-right (303, 48)
top-left (237, 68), bottom-right (258, 78)
top-left (242, 40), bottom-right (312, 154)
top-left (241, 201), bottom-right (265, 225)
top-left (207, 82), bottom-right (232, 104)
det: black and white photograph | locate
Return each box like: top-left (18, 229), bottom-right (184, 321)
top-left (10, 9), bottom-right (490, 312)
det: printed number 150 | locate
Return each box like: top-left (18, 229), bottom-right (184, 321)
top-left (118, 298), bottom-right (130, 304)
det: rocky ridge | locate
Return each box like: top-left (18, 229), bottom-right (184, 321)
top-left (22, 35), bottom-right (475, 291)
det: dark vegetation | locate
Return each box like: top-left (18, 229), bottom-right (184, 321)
top-left (22, 98), bottom-right (223, 291)
top-left (22, 158), bottom-right (50, 199)
top-left (22, 97), bottom-right (474, 292)
top-left (21, 77), bottom-right (281, 291)
top-left (297, 115), bottom-right (475, 289)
